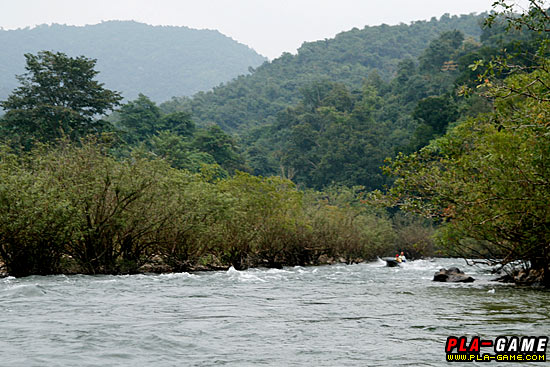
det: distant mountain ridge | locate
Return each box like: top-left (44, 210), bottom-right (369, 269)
top-left (0, 20), bottom-right (267, 102)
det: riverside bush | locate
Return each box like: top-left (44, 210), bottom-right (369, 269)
top-left (0, 140), bottom-right (395, 276)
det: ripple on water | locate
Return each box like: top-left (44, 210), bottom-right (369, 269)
top-left (2, 283), bottom-right (47, 297)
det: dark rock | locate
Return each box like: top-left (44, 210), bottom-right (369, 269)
top-left (433, 267), bottom-right (475, 283)
top-left (492, 273), bottom-right (514, 283)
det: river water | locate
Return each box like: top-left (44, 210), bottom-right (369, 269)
top-left (0, 258), bottom-right (548, 366)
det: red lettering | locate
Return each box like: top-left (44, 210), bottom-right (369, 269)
top-left (469, 337), bottom-right (480, 352)
top-left (446, 337), bottom-right (458, 352)
top-left (459, 337), bottom-right (468, 352)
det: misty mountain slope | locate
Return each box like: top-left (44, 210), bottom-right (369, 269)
top-left (0, 21), bottom-right (267, 102)
top-left (161, 13), bottom-right (485, 132)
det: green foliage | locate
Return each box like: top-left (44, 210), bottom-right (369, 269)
top-left (151, 24), bottom-right (505, 194)
top-left (303, 187), bottom-right (396, 264)
top-left (161, 14), bottom-right (485, 133)
top-left (413, 96), bottom-right (458, 133)
top-left (284, 82), bottom-right (391, 190)
top-left (0, 51), bottom-right (122, 148)
top-left (418, 30), bottom-right (464, 71)
top-left (406, 95), bottom-right (459, 151)
top-left (0, 141), bottom-right (396, 276)
top-left (191, 125), bottom-right (245, 173)
top-left (0, 146), bottom-right (73, 276)
top-left (240, 29), bottom-right (475, 190)
top-left (114, 95), bottom-right (244, 173)
top-left (390, 212), bottom-right (436, 259)
top-left (376, 1), bottom-right (550, 284)
top-left (149, 131), bottom-right (215, 171)
top-left (206, 173), bottom-right (303, 269)
top-left (238, 24), bottom-right (534, 190)
top-left (0, 21), bottom-right (267, 102)
top-left (161, 111), bottom-right (195, 137)
top-left (118, 93), bottom-right (161, 143)
top-left (382, 105), bottom-right (550, 280)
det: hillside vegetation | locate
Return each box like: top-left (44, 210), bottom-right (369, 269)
top-left (161, 13), bottom-right (484, 132)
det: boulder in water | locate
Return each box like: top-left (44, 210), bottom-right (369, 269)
top-left (433, 267), bottom-right (475, 283)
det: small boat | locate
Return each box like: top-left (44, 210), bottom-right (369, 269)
top-left (382, 257), bottom-right (402, 267)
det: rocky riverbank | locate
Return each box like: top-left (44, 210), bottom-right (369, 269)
top-left (0, 254), bottom-right (365, 278)
top-left (137, 254), bottom-right (361, 274)
top-left (494, 267), bottom-right (547, 287)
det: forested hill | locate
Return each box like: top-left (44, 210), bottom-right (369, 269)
top-left (0, 21), bottom-right (267, 102)
top-left (161, 13), bottom-right (485, 132)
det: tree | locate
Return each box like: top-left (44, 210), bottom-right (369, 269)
top-left (0, 51), bottom-right (121, 147)
top-left (418, 30), bottom-right (464, 72)
top-left (118, 93), bottom-right (161, 144)
top-left (191, 125), bottom-right (245, 173)
top-left (149, 131), bottom-right (215, 171)
top-left (406, 95), bottom-right (459, 151)
top-left (161, 111), bottom-right (196, 137)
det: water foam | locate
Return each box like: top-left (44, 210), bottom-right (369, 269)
top-left (225, 266), bottom-right (267, 283)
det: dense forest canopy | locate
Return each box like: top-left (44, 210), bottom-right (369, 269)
top-left (161, 13), bottom-right (485, 132)
top-left (0, 21), bottom-right (267, 103)
top-left (237, 27), bottom-right (493, 190)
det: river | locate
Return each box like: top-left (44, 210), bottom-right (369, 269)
top-left (0, 258), bottom-right (548, 366)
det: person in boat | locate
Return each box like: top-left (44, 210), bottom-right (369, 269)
top-left (395, 253), bottom-right (402, 263)
top-left (399, 251), bottom-right (407, 263)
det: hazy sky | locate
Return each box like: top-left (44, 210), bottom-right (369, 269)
top-left (1, 0), bottom-right (502, 59)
